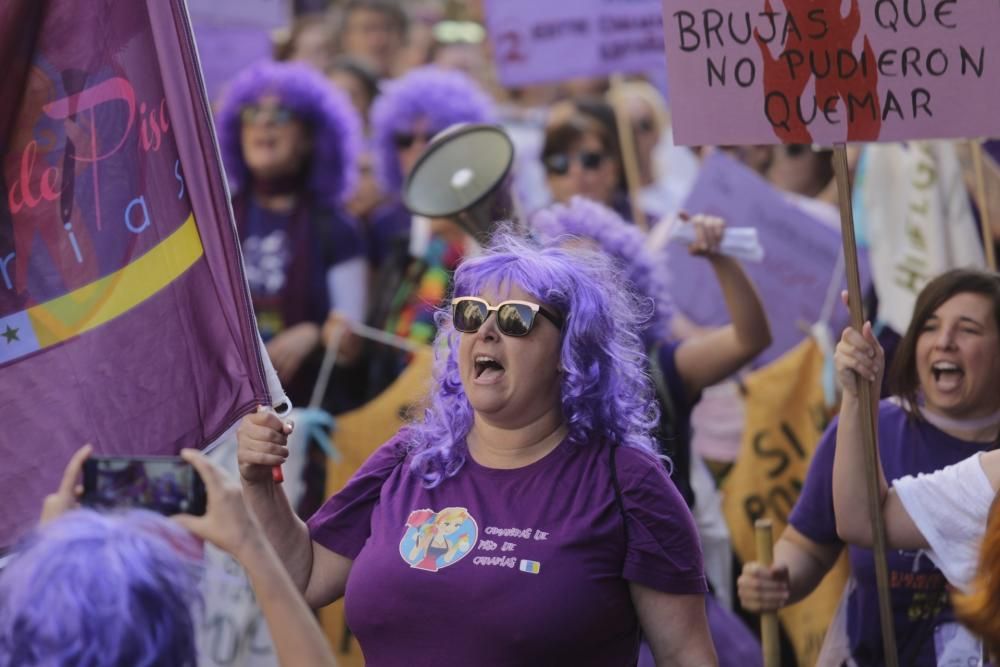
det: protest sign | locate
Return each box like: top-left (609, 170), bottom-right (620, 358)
top-left (661, 0), bottom-right (1000, 145)
top-left (721, 337), bottom-right (848, 667)
top-left (0, 0), bottom-right (269, 547)
top-left (663, 151), bottom-right (870, 367)
top-left (483, 0), bottom-right (665, 87)
top-left (858, 141), bottom-right (985, 334)
top-left (189, 0), bottom-right (290, 103)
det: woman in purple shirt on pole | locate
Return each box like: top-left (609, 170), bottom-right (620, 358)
top-left (236, 233), bottom-right (717, 666)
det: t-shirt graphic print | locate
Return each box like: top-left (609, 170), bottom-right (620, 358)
top-left (400, 507), bottom-right (478, 572)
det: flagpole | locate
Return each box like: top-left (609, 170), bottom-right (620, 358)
top-left (754, 519), bottom-right (780, 667)
top-left (609, 73), bottom-right (648, 232)
top-left (832, 144), bottom-right (899, 667)
top-left (970, 140), bottom-right (997, 271)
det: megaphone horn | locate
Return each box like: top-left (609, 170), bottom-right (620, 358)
top-left (402, 123), bottom-right (516, 244)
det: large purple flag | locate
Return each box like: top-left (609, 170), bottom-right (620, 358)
top-left (0, 0), bottom-right (269, 547)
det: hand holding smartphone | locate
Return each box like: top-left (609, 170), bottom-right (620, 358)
top-left (82, 456), bottom-right (206, 516)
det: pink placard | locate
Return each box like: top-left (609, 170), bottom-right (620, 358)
top-left (484, 0), bottom-right (666, 87)
top-left (661, 0), bottom-right (1000, 145)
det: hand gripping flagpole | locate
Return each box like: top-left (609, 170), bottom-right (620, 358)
top-left (832, 144), bottom-right (899, 667)
top-left (754, 519), bottom-right (780, 667)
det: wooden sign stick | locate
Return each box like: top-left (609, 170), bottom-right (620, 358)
top-left (609, 73), bottom-right (648, 232)
top-left (754, 519), bottom-right (780, 667)
top-left (832, 144), bottom-right (899, 667)
top-left (970, 140), bottom-right (997, 271)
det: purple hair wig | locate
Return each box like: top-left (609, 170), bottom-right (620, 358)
top-left (530, 197), bottom-right (674, 344)
top-left (0, 509), bottom-right (203, 667)
top-left (403, 232), bottom-right (661, 487)
top-left (216, 60), bottom-right (363, 204)
top-left (369, 65), bottom-right (496, 193)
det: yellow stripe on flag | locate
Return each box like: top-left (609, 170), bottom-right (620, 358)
top-left (28, 214), bottom-right (203, 346)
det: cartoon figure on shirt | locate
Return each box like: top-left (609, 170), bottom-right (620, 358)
top-left (399, 507), bottom-right (478, 572)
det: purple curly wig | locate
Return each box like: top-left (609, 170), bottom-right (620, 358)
top-left (369, 65), bottom-right (496, 194)
top-left (530, 197), bottom-right (674, 344)
top-left (0, 509), bottom-right (202, 667)
top-left (216, 60), bottom-right (362, 204)
top-left (403, 232), bottom-right (660, 487)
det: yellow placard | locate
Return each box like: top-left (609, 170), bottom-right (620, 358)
top-left (722, 337), bottom-right (848, 666)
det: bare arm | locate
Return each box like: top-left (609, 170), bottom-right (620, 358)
top-left (830, 324), bottom-right (928, 551)
top-left (631, 585), bottom-right (717, 667)
top-left (237, 409), bottom-right (352, 607)
top-left (674, 215), bottom-right (771, 397)
top-left (176, 450), bottom-right (338, 667)
top-left (738, 526), bottom-right (842, 612)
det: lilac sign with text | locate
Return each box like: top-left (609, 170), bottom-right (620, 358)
top-left (661, 0), bottom-right (1000, 145)
top-left (484, 0), bottom-right (665, 87)
top-left (665, 152), bottom-right (869, 367)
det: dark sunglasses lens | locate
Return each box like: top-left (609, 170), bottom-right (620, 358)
top-left (453, 301), bottom-right (487, 332)
top-left (580, 152), bottom-right (604, 170)
top-left (394, 133), bottom-right (416, 149)
top-left (785, 144), bottom-right (807, 157)
top-left (544, 154), bottom-right (570, 176)
top-left (496, 304), bottom-right (533, 336)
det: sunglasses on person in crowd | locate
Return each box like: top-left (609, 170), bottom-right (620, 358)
top-left (543, 151), bottom-right (606, 176)
top-left (451, 297), bottom-right (564, 337)
top-left (393, 132), bottom-right (433, 150)
top-left (240, 105), bottom-right (296, 126)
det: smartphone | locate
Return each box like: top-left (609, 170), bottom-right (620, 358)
top-left (82, 456), bottom-right (206, 516)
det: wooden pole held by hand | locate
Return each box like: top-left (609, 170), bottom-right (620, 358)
top-left (754, 519), bottom-right (780, 667)
top-left (832, 144), bottom-right (899, 667)
top-left (609, 74), bottom-right (648, 232)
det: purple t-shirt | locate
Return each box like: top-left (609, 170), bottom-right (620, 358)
top-left (789, 400), bottom-right (994, 666)
top-left (308, 434), bottom-right (707, 666)
top-left (240, 200), bottom-right (363, 341)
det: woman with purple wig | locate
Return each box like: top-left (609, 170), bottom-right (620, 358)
top-left (361, 65), bottom-right (496, 399)
top-left (237, 234), bottom-right (718, 665)
top-left (216, 61), bottom-right (366, 410)
top-left (0, 446), bottom-right (337, 667)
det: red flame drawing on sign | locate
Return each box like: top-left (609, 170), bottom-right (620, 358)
top-left (755, 0), bottom-right (881, 143)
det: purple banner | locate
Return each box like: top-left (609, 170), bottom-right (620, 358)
top-left (0, 0), bottom-right (268, 547)
top-left (665, 152), bottom-right (870, 367)
top-left (483, 0), bottom-right (665, 87)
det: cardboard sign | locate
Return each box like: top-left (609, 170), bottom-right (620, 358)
top-left (661, 0), bottom-right (1000, 145)
top-left (188, 0), bottom-right (290, 103)
top-left (483, 0), bottom-right (665, 87)
top-left (664, 151), bottom-right (870, 367)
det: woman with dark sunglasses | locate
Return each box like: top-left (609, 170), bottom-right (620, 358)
top-left (236, 233), bottom-right (718, 666)
top-left (541, 100), bottom-right (629, 219)
top-left (360, 66), bottom-right (496, 401)
top-left (216, 61), bottom-right (367, 415)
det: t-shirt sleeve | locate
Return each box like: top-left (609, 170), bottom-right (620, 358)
top-left (616, 447), bottom-right (708, 595)
top-left (893, 453), bottom-right (994, 592)
top-left (307, 437), bottom-right (408, 559)
top-left (788, 415), bottom-right (841, 544)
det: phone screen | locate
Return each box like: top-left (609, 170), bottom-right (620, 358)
top-left (83, 457), bottom-right (205, 516)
